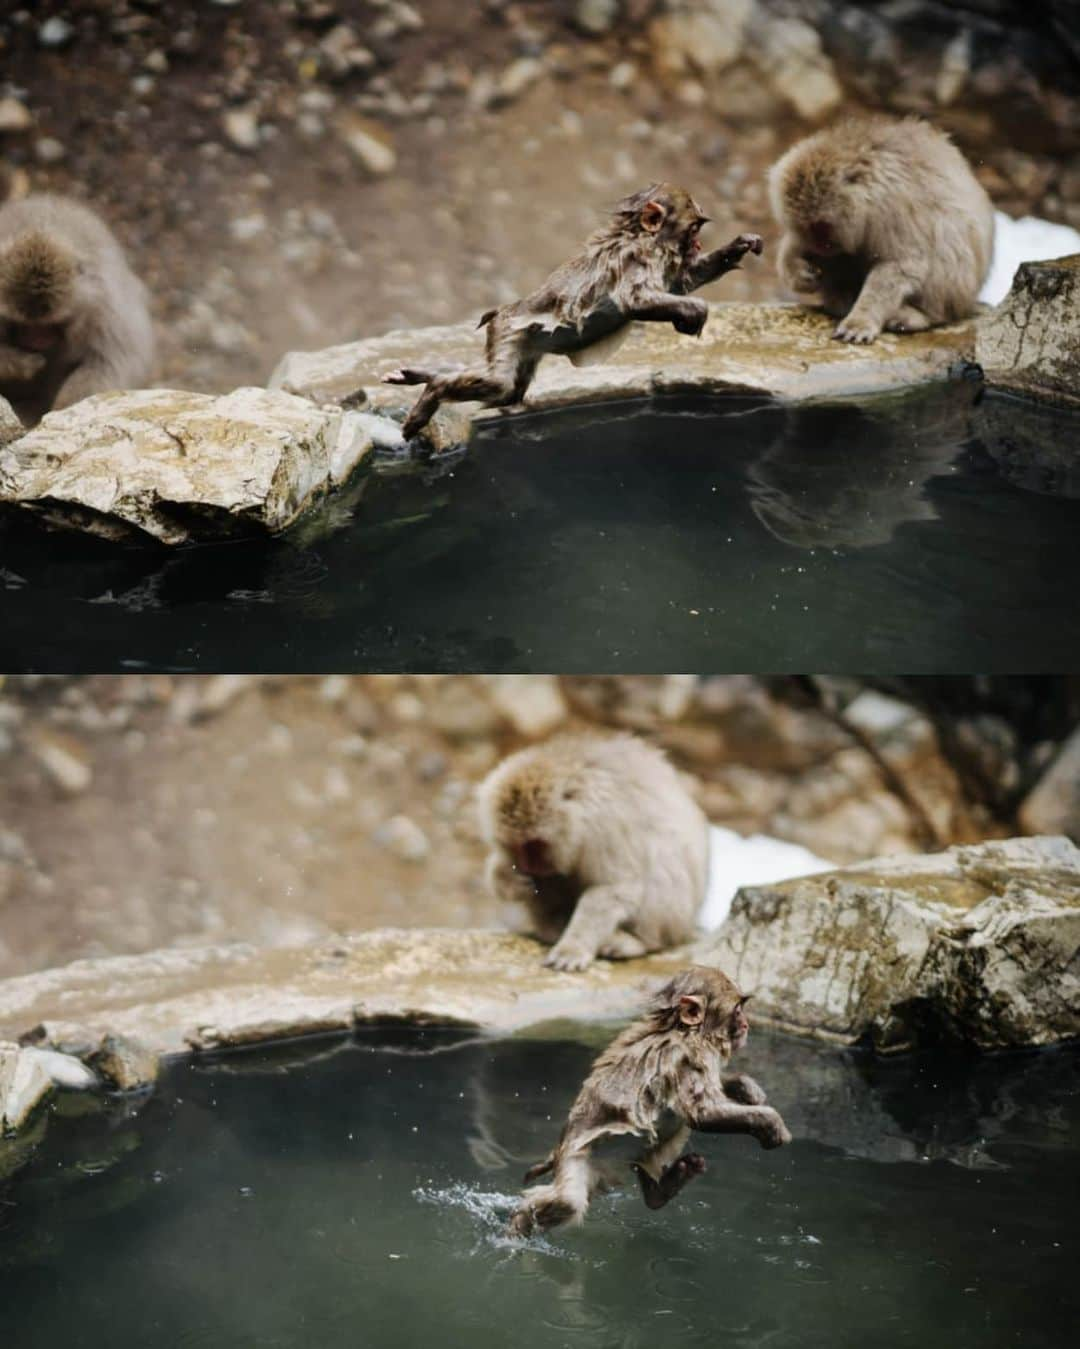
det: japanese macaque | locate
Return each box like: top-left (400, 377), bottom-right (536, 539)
top-left (0, 194), bottom-right (154, 425)
top-left (768, 116), bottom-right (994, 344)
top-left (478, 733), bottom-right (708, 972)
top-left (384, 184), bottom-right (763, 438)
top-left (508, 966), bottom-right (790, 1237)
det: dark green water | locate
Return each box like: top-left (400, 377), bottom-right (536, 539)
top-left (1, 1028), bottom-right (1077, 1348)
top-left (0, 385), bottom-right (1078, 673)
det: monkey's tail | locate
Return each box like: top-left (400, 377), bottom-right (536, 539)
top-left (522, 1153), bottom-right (555, 1183)
top-left (477, 308), bottom-right (498, 328)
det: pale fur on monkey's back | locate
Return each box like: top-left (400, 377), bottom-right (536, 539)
top-left (769, 115), bottom-right (995, 324)
top-left (477, 733), bottom-right (709, 951)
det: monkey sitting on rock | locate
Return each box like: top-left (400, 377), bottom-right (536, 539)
top-left (384, 183), bottom-right (763, 438)
top-left (508, 965), bottom-right (790, 1237)
top-left (478, 733), bottom-right (708, 972)
top-left (0, 193), bottom-right (154, 425)
top-left (769, 115), bottom-right (994, 345)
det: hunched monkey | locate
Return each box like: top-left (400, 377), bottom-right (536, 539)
top-left (768, 116), bottom-right (994, 344)
top-left (0, 194), bottom-right (154, 425)
top-left (384, 183), bottom-right (763, 437)
top-left (508, 965), bottom-right (790, 1237)
top-left (477, 733), bottom-right (709, 972)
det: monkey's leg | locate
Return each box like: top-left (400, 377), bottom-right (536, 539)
top-left (597, 930), bottom-right (649, 961)
top-left (396, 332), bottom-right (538, 438)
top-left (689, 1102), bottom-right (792, 1150)
top-left (683, 233), bottom-right (764, 290)
top-left (507, 1156), bottom-right (594, 1237)
top-left (634, 1154), bottom-right (707, 1211)
top-left (544, 883), bottom-right (643, 972)
top-left (722, 1074), bottom-right (768, 1106)
top-left (834, 260), bottom-right (924, 344)
top-left (884, 304), bottom-right (932, 334)
top-left (628, 292), bottom-right (708, 337)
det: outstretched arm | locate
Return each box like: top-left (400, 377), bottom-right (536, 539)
top-left (626, 291), bottom-right (708, 336)
top-left (681, 233), bottom-right (764, 292)
top-left (676, 1068), bottom-right (790, 1149)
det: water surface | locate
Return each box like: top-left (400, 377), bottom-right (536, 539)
top-left (1, 1027), bottom-right (1076, 1348)
top-left (1, 385), bottom-right (1078, 672)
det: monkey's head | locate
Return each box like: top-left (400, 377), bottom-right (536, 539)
top-left (614, 183), bottom-right (710, 263)
top-left (480, 749), bottom-right (588, 879)
top-left (0, 230), bottom-right (78, 351)
top-left (769, 143), bottom-right (872, 258)
top-left (654, 966), bottom-right (751, 1054)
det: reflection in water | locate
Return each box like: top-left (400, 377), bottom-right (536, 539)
top-left (0, 1029), bottom-right (1077, 1349)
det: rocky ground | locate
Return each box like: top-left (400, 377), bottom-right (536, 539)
top-left (0, 674), bottom-right (1077, 980)
top-left (1, 1), bottom-right (1077, 395)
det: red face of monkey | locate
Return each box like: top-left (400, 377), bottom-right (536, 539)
top-left (664, 965), bottom-right (752, 1051)
top-left (624, 183), bottom-right (710, 263)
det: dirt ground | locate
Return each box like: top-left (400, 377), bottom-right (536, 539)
top-left (3, 2), bottom-right (1073, 395)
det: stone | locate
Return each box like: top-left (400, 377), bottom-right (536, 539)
top-left (0, 387), bottom-right (387, 546)
top-left (491, 58), bottom-right (544, 106)
top-left (751, 17), bottom-right (843, 121)
top-left (649, 1), bottom-right (751, 82)
top-left (1019, 728), bottom-right (1080, 839)
top-left (87, 1033), bottom-right (160, 1091)
top-left (1, 1041), bottom-right (53, 1133)
top-left (30, 733), bottom-right (92, 796)
top-left (484, 675), bottom-right (568, 738)
top-left (575, 0), bottom-right (619, 36)
top-left (222, 106), bottom-right (261, 151)
top-left (0, 396), bottom-right (24, 446)
top-left (374, 815), bottom-right (431, 863)
top-left (337, 113), bottom-right (396, 175)
top-left (701, 836), bottom-right (1080, 1052)
top-left (0, 97), bottom-right (32, 132)
top-left (38, 16), bottom-right (75, 48)
top-left (270, 304), bottom-right (978, 454)
top-left (976, 255), bottom-right (1080, 407)
top-left (22, 1047), bottom-right (98, 1090)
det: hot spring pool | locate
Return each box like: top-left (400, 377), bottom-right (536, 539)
top-left (1, 384), bottom-right (1079, 674)
top-left (1, 1027), bottom-right (1076, 1348)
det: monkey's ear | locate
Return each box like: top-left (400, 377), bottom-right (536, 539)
top-left (677, 995), bottom-right (705, 1027)
top-left (640, 200), bottom-right (666, 234)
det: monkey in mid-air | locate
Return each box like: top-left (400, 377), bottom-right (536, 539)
top-left (508, 965), bottom-right (790, 1237)
top-left (478, 733), bottom-right (708, 972)
top-left (384, 184), bottom-right (763, 438)
top-left (0, 193), bottom-right (154, 425)
top-left (768, 116), bottom-right (994, 345)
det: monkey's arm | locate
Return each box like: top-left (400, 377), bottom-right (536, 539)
top-left (681, 233), bottom-right (764, 292)
top-left (625, 290), bottom-right (708, 338)
top-left (722, 1073), bottom-right (768, 1106)
top-left (835, 259), bottom-right (925, 344)
top-left (0, 344), bottom-right (46, 381)
top-left (676, 1072), bottom-right (790, 1149)
top-left (545, 882), bottom-right (643, 972)
top-left (776, 233), bottom-right (823, 295)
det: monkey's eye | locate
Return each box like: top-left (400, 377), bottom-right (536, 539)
top-left (562, 789), bottom-right (577, 801)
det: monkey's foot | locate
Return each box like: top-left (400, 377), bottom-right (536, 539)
top-left (759, 1118), bottom-right (793, 1150)
top-left (506, 1208), bottom-right (536, 1239)
top-left (884, 305), bottom-right (931, 334)
top-left (634, 1152), bottom-right (706, 1210)
top-left (382, 368), bottom-right (428, 386)
top-left (543, 941), bottom-right (596, 973)
top-left (833, 314), bottom-right (882, 344)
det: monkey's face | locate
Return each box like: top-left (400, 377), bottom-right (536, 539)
top-left (493, 774), bottom-right (586, 878)
top-left (728, 998), bottom-right (750, 1052)
top-left (632, 184), bottom-right (709, 262)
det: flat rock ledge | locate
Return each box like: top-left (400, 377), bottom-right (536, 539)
top-left (0, 386), bottom-right (403, 546)
top-left (977, 255), bottom-right (1080, 409)
top-left (271, 301), bottom-right (976, 427)
top-left (703, 835), bottom-right (1080, 1052)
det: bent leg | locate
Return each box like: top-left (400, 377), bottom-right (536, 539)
top-left (545, 883), bottom-right (643, 972)
top-left (884, 304), bottom-right (932, 334)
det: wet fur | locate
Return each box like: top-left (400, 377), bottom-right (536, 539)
top-left (0, 194), bottom-right (154, 424)
top-left (508, 966), bottom-right (790, 1236)
top-left (478, 733), bottom-right (709, 971)
top-left (769, 116), bottom-right (994, 343)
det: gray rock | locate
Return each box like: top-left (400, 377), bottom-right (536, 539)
top-left (701, 836), bottom-right (1080, 1052)
top-left (1, 1041), bottom-right (53, 1133)
top-left (88, 1034), bottom-right (160, 1092)
top-left (575, 0), bottom-right (619, 36)
top-left (0, 387), bottom-right (389, 546)
top-left (977, 255), bottom-right (1080, 407)
top-left (1020, 729), bottom-right (1080, 839)
top-left (0, 395), bottom-right (25, 446)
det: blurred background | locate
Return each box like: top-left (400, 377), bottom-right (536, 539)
top-left (1, 1), bottom-right (1077, 392)
top-left (0, 673), bottom-right (1077, 978)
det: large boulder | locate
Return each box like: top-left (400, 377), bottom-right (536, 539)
top-left (977, 256), bottom-right (1080, 408)
top-left (0, 386), bottom-right (402, 546)
top-left (702, 835), bottom-right (1080, 1052)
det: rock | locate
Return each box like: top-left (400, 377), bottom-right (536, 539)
top-left (485, 675), bottom-right (567, 739)
top-left (751, 17), bottom-right (843, 121)
top-left (374, 815), bottom-right (430, 863)
top-left (575, 0), bottom-right (619, 36)
top-left (336, 113), bottom-right (396, 175)
top-left (974, 383), bottom-right (1080, 498)
top-left (38, 16), bottom-right (75, 48)
top-left (491, 57), bottom-right (544, 106)
top-left (976, 255), bottom-right (1080, 407)
top-left (701, 836), bottom-right (1080, 1052)
top-left (34, 137), bottom-right (66, 164)
top-left (0, 387), bottom-right (387, 546)
top-left (0, 395), bottom-right (25, 446)
top-left (22, 1047), bottom-right (98, 1090)
top-left (1, 1041), bottom-right (53, 1133)
top-left (270, 305), bottom-right (978, 453)
top-left (222, 106), bottom-right (261, 151)
top-left (649, 1), bottom-right (751, 82)
top-left (87, 1034), bottom-right (160, 1091)
top-left (30, 733), bottom-right (92, 796)
top-left (1019, 728), bottom-right (1080, 839)
top-left (0, 97), bottom-right (32, 132)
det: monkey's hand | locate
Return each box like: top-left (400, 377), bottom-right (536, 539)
top-left (723, 1074), bottom-right (768, 1107)
top-left (833, 312), bottom-right (882, 345)
top-left (733, 233), bottom-right (764, 258)
top-left (757, 1111), bottom-right (793, 1150)
top-left (672, 298), bottom-right (708, 337)
top-left (543, 937), bottom-right (597, 972)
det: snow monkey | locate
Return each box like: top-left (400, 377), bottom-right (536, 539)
top-left (384, 184), bottom-right (763, 438)
top-left (477, 733), bottom-right (708, 972)
top-left (768, 116), bottom-right (994, 345)
top-left (0, 194), bottom-right (154, 425)
top-left (507, 965), bottom-right (790, 1237)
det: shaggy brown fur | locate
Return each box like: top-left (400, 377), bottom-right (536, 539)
top-left (769, 116), bottom-right (994, 344)
top-left (508, 966), bottom-right (790, 1237)
top-left (0, 194), bottom-right (154, 425)
top-left (385, 184), bottom-right (762, 438)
